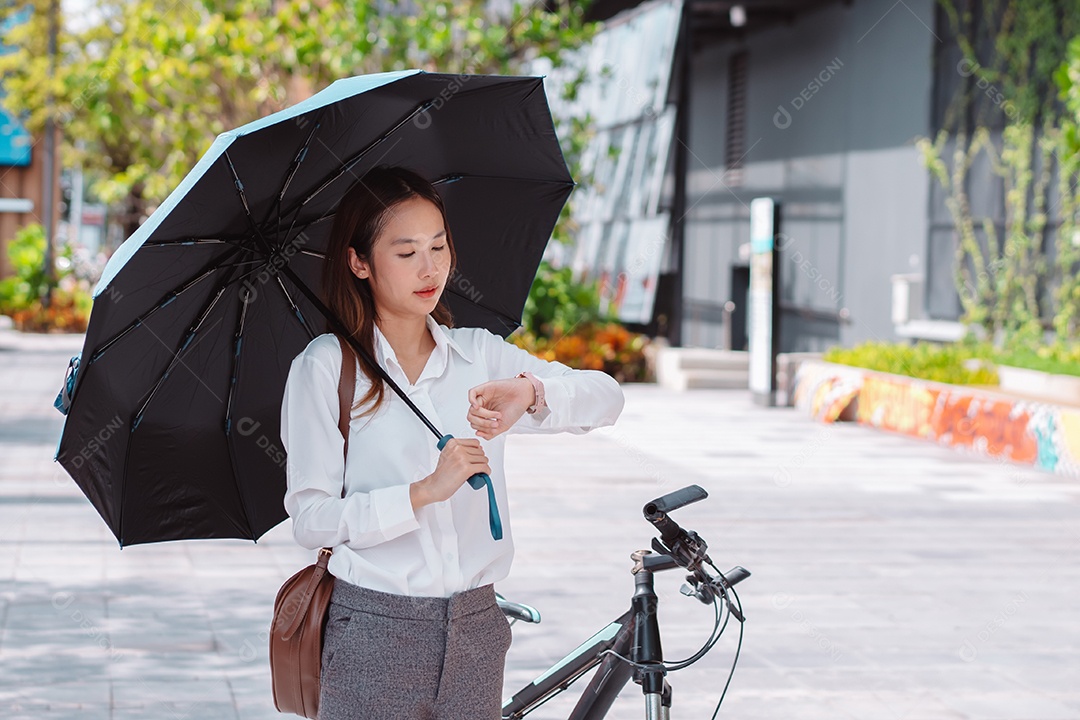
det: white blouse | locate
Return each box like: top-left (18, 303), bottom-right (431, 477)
top-left (279, 313), bottom-right (626, 597)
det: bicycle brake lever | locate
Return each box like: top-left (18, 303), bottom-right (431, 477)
top-left (651, 530), bottom-right (708, 572)
top-left (707, 574), bottom-right (746, 622)
top-left (680, 575), bottom-right (715, 605)
top-left (725, 594), bottom-right (745, 623)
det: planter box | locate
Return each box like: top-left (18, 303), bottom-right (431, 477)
top-left (793, 359), bottom-right (1080, 478)
top-left (997, 364), bottom-right (1080, 406)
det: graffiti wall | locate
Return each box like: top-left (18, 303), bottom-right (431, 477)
top-left (793, 360), bottom-right (1080, 477)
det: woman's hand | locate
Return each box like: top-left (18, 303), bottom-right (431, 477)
top-left (414, 438), bottom-right (492, 509)
top-left (467, 377), bottom-right (535, 441)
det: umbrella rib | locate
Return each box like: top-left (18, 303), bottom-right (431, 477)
top-left (443, 285), bottom-right (523, 334)
top-left (141, 236), bottom-right (250, 248)
top-left (274, 168), bottom-right (570, 258)
top-left (222, 285), bottom-right (260, 541)
top-left (274, 171), bottom-right (572, 253)
top-left (267, 112), bottom-right (324, 246)
top-left (224, 150), bottom-right (273, 252)
top-left (278, 212), bottom-right (335, 250)
top-left (223, 295), bottom-right (251, 436)
top-left (130, 258), bottom-right (246, 431)
top-left (276, 98), bottom-right (436, 236)
top-left (87, 244), bottom-right (249, 365)
top-left (119, 254), bottom-right (257, 545)
top-left (273, 274), bottom-right (318, 340)
top-left (275, 76), bottom-right (569, 235)
top-left (431, 173), bottom-right (576, 187)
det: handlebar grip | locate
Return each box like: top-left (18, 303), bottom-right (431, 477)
top-left (647, 512), bottom-right (683, 546)
top-left (721, 566), bottom-right (751, 587)
top-left (643, 484), bottom-right (708, 546)
top-left (644, 485), bottom-right (708, 516)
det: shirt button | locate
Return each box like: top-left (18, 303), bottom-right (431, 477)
top-left (445, 551), bottom-right (455, 562)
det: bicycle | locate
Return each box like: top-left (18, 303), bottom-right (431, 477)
top-left (495, 484), bottom-right (750, 720)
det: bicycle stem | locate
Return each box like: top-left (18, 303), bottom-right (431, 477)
top-left (631, 568), bottom-right (669, 719)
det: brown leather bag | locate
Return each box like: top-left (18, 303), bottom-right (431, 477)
top-left (270, 334), bottom-right (356, 718)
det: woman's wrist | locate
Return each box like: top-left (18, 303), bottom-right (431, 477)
top-left (516, 371), bottom-right (545, 414)
top-left (518, 376), bottom-right (536, 408)
top-left (410, 477), bottom-right (432, 512)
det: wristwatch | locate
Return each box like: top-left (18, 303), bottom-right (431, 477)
top-left (516, 371), bottom-right (546, 414)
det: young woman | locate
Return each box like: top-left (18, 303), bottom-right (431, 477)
top-left (279, 165), bottom-right (626, 720)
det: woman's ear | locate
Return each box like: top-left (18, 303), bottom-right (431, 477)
top-left (348, 247), bottom-right (370, 280)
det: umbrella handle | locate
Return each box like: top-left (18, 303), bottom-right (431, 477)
top-left (437, 434), bottom-right (502, 541)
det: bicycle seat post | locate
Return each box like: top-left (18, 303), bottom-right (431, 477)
top-left (631, 552), bottom-right (667, 720)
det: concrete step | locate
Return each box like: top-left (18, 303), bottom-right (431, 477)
top-left (658, 347), bottom-right (748, 371)
top-left (655, 347), bottom-right (749, 390)
top-left (681, 368), bottom-right (749, 390)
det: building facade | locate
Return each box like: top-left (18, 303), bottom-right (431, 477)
top-left (581, 0), bottom-right (949, 352)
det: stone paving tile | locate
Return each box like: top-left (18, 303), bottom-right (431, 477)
top-left (2, 334), bottom-right (1080, 718)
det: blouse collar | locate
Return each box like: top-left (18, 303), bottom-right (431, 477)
top-left (371, 314), bottom-right (474, 385)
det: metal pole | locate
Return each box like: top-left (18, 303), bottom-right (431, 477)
top-left (645, 693), bottom-right (663, 719)
top-left (70, 140), bottom-right (85, 252)
top-left (668, 1), bottom-right (691, 348)
top-left (722, 300), bottom-right (735, 350)
top-left (40, 0), bottom-right (59, 308)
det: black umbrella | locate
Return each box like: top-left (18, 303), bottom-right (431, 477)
top-left (53, 70), bottom-right (574, 546)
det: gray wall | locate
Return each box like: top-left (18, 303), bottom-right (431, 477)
top-left (680, 0), bottom-right (936, 351)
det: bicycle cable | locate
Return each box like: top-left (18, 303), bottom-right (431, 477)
top-left (596, 563), bottom-right (736, 673)
top-left (663, 591), bottom-right (729, 671)
top-left (667, 559), bottom-right (748, 671)
top-left (707, 560), bottom-right (745, 719)
top-left (596, 590), bottom-right (723, 671)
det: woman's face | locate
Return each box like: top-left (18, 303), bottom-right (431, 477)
top-left (348, 196), bottom-right (451, 321)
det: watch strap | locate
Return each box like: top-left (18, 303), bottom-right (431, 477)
top-left (516, 371), bottom-right (546, 414)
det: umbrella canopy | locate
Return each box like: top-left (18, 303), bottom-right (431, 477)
top-left (54, 69), bottom-right (574, 546)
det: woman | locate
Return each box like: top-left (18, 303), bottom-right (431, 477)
top-left (279, 165), bottom-right (625, 720)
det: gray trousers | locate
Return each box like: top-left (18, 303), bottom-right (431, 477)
top-left (318, 578), bottom-right (512, 720)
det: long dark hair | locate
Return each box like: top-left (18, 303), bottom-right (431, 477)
top-left (321, 165), bottom-right (457, 419)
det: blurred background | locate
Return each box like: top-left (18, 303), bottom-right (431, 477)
top-left (4, 2), bottom-right (1080, 719)
top-left (5, 0), bottom-right (1080, 395)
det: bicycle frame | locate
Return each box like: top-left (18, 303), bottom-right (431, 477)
top-left (502, 566), bottom-right (673, 720)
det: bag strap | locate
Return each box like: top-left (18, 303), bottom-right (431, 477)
top-left (279, 336), bottom-right (355, 642)
top-left (336, 334), bottom-right (356, 479)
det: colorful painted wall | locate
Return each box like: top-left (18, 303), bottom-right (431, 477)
top-left (793, 360), bottom-right (1080, 477)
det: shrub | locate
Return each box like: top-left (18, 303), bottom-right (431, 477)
top-left (0, 223), bottom-right (93, 333)
top-left (515, 260), bottom-right (652, 382)
top-left (995, 345), bottom-right (1080, 378)
top-left (511, 320), bottom-right (651, 383)
top-left (823, 341), bottom-right (998, 385)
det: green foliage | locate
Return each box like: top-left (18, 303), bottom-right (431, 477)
top-left (1051, 36), bottom-right (1080, 341)
top-left (0, 0), bottom-right (599, 236)
top-left (823, 341), bottom-right (999, 385)
top-left (938, 0), bottom-right (1080, 129)
top-left (916, 124), bottom-right (1053, 341)
top-left (0, 224), bottom-right (49, 313)
top-left (917, 0), bottom-right (1080, 346)
top-left (0, 223), bottom-right (92, 332)
top-left (825, 338), bottom-right (1080, 383)
top-left (520, 259), bottom-right (614, 338)
top-left (995, 344), bottom-right (1080, 377)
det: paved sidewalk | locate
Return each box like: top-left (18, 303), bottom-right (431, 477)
top-left (1, 331), bottom-right (1079, 719)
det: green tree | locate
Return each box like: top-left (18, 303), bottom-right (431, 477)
top-left (0, 0), bottom-right (598, 241)
top-left (916, 0), bottom-right (1080, 346)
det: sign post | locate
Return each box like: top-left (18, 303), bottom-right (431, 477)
top-left (748, 198), bottom-right (781, 406)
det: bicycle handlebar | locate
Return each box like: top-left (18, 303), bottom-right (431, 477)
top-left (642, 484), bottom-right (751, 610)
top-left (644, 484), bottom-right (708, 516)
top-left (642, 484), bottom-right (711, 570)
